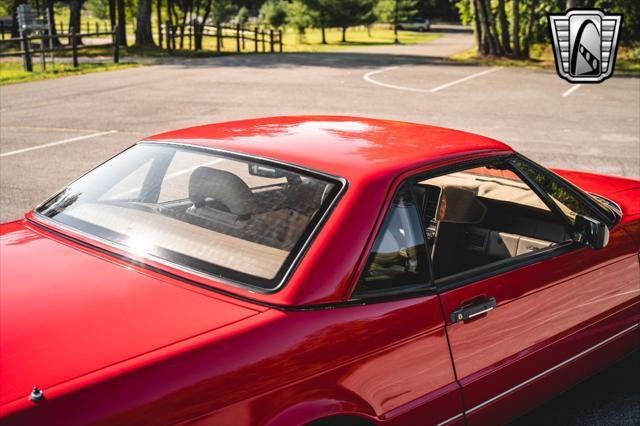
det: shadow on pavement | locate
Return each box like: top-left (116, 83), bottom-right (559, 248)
top-left (158, 51), bottom-right (483, 70)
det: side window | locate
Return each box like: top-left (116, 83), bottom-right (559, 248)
top-left (512, 158), bottom-right (595, 223)
top-left (354, 184), bottom-right (429, 295)
top-left (417, 162), bottom-right (573, 282)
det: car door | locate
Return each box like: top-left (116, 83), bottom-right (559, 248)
top-left (349, 183), bottom-right (465, 426)
top-left (421, 156), bottom-right (640, 424)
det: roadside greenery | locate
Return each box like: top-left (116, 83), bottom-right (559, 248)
top-left (450, 42), bottom-right (640, 75)
top-left (456, 0), bottom-right (639, 59)
top-left (0, 61), bottom-right (139, 85)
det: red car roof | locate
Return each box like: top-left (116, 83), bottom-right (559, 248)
top-left (116, 117), bottom-right (514, 306)
top-left (146, 116), bottom-right (512, 183)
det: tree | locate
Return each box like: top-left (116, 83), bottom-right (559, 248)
top-left (108, 0), bottom-right (116, 30)
top-left (134, 0), bottom-right (155, 47)
top-left (156, 0), bottom-right (163, 48)
top-left (301, 0), bottom-right (335, 44)
top-left (512, 0), bottom-right (520, 57)
top-left (286, 0), bottom-right (315, 42)
top-left (210, 0), bottom-right (236, 24)
top-left (236, 6), bottom-right (250, 25)
top-left (86, 0), bottom-right (109, 19)
top-left (45, 0), bottom-right (61, 46)
top-left (10, 0), bottom-right (26, 38)
top-left (259, 0), bottom-right (287, 29)
top-left (68, 0), bottom-right (85, 43)
top-left (497, 0), bottom-right (510, 53)
top-left (116, 0), bottom-right (127, 46)
top-left (330, 0), bottom-right (374, 43)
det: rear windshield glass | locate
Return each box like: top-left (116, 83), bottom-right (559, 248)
top-left (36, 143), bottom-right (342, 289)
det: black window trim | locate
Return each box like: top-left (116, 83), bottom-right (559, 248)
top-left (351, 182), bottom-right (435, 300)
top-left (33, 141), bottom-right (349, 295)
top-left (350, 153), bottom-right (596, 302)
top-left (511, 153), bottom-right (617, 228)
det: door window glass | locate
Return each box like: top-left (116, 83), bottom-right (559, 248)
top-left (354, 184), bottom-right (429, 295)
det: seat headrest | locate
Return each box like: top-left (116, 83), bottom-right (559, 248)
top-left (188, 167), bottom-right (256, 216)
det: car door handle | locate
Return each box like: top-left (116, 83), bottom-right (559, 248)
top-left (450, 297), bottom-right (496, 324)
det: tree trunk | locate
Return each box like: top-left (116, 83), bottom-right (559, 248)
top-left (512, 0), bottom-right (521, 57)
top-left (497, 0), bottom-right (510, 54)
top-left (179, 6), bottom-right (188, 49)
top-left (320, 11), bottom-right (326, 44)
top-left (135, 0), bottom-right (155, 47)
top-left (341, 27), bottom-right (346, 42)
top-left (11, 0), bottom-right (27, 38)
top-left (116, 0), bottom-right (127, 46)
top-left (108, 0), bottom-right (116, 29)
top-left (475, 0), bottom-right (497, 55)
top-left (522, 0), bottom-right (538, 58)
top-left (487, 3), bottom-right (504, 55)
top-left (68, 0), bottom-right (83, 44)
top-left (566, 0), bottom-right (576, 9)
top-left (45, 0), bottom-right (61, 46)
top-left (472, 0), bottom-right (481, 52)
top-left (194, 0), bottom-right (211, 51)
top-left (156, 0), bottom-right (163, 48)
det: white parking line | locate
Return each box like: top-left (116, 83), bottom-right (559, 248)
top-left (363, 66), bottom-right (432, 93)
top-left (429, 67), bottom-right (502, 92)
top-left (363, 66), bottom-right (502, 94)
top-left (562, 84), bottom-right (582, 97)
top-left (0, 130), bottom-right (117, 158)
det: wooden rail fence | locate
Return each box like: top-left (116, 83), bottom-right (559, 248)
top-left (0, 26), bottom-right (119, 72)
top-left (164, 22), bottom-right (283, 54)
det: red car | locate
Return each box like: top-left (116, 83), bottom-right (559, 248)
top-left (1, 116), bottom-right (638, 425)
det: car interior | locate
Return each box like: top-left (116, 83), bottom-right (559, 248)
top-left (60, 157), bottom-right (335, 280)
top-left (413, 167), bottom-right (571, 280)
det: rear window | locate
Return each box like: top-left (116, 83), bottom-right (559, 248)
top-left (36, 143), bottom-right (342, 289)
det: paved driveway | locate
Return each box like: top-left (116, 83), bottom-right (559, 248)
top-left (0, 25), bottom-right (638, 423)
top-left (1, 26), bottom-right (638, 221)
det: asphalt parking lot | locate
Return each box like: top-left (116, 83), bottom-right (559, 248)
top-left (0, 26), bottom-right (638, 423)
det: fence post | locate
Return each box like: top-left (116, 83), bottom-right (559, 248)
top-left (216, 23), bottom-right (221, 52)
top-left (71, 26), bottom-right (78, 68)
top-left (241, 26), bottom-right (245, 50)
top-left (270, 29), bottom-right (274, 53)
top-left (112, 24), bottom-right (119, 63)
top-left (254, 27), bottom-right (258, 53)
top-left (261, 30), bottom-right (265, 52)
top-left (39, 33), bottom-right (46, 71)
top-left (86, 21), bottom-right (90, 34)
top-left (165, 21), bottom-right (171, 54)
top-left (20, 30), bottom-right (33, 72)
top-left (46, 7), bottom-right (55, 70)
top-left (1, 22), bottom-right (4, 40)
top-left (235, 24), bottom-right (240, 52)
top-left (278, 29), bottom-right (282, 52)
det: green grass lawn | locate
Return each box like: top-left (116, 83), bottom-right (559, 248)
top-left (280, 27), bottom-right (441, 52)
top-left (0, 26), bottom-right (439, 84)
top-left (1, 26), bottom-right (440, 59)
top-left (0, 61), bottom-right (139, 85)
top-left (450, 43), bottom-right (640, 76)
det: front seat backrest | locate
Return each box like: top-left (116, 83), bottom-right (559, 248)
top-left (188, 167), bottom-right (256, 219)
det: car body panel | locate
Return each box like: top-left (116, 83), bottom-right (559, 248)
top-left (1, 290), bottom-right (462, 426)
top-left (438, 206), bottom-right (640, 422)
top-left (1, 117), bottom-right (639, 425)
top-left (0, 220), bottom-right (263, 409)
